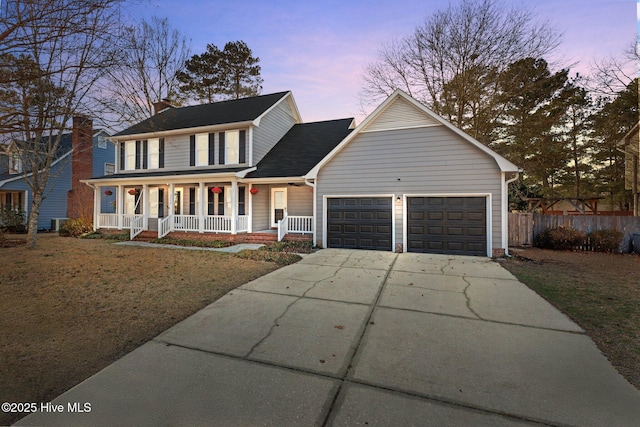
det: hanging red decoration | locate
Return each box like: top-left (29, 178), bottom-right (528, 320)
top-left (104, 190), bottom-right (113, 196)
top-left (127, 189), bottom-right (137, 195)
top-left (249, 187), bottom-right (259, 195)
top-left (211, 186), bottom-right (222, 194)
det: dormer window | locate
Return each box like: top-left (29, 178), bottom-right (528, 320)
top-left (9, 153), bottom-right (22, 174)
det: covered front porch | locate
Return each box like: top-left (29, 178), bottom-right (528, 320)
top-left (90, 178), bottom-right (314, 241)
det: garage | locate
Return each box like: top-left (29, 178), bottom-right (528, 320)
top-left (327, 197), bottom-right (392, 251)
top-left (407, 196), bottom-right (487, 256)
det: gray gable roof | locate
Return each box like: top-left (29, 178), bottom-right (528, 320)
top-left (114, 92), bottom-right (291, 137)
top-left (247, 118), bottom-right (354, 178)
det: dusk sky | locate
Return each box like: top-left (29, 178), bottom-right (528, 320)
top-left (127, 0), bottom-right (637, 123)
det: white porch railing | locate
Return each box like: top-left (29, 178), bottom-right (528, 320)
top-left (278, 215), bottom-right (313, 242)
top-left (277, 214), bottom-right (288, 241)
top-left (122, 214), bottom-right (137, 229)
top-left (287, 216), bottom-right (314, 234)
top-left (97, 213), bottom-right (119, 229)
top-left (98, 213), bottom-right (253, 235)
top-left (204, 215), bottom-right (231, 232)
top-left (173, 215), bottom-right (199, 232)
top-left (237, 215), bottom-right (249, 232)
top-left (130, 215), bottom-right (144, 240)
top-left (158, 215), bottom-right (172, 238)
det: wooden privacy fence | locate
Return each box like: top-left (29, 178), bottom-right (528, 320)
top-left (509, 213), bottom-right (640, 253)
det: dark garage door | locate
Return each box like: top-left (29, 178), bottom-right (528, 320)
top-left (327, 197), bottom-right (392, 251)
top-left (407, 197), bottom-right (487, 256)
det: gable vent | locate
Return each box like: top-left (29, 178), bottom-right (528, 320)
top-left (362, 97), bottom-right (441, 132)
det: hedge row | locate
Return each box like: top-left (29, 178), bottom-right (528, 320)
top-left (534, 226), bottom-right (623, 253)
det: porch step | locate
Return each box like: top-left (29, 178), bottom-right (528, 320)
top-left (239, 233), bottom-right (278, 244)
top-left (133, 231), bottom-right (157, 242)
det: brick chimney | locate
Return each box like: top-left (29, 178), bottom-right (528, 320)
top-left (152, 98), bottom-right (173, 115)
top-left (67, 115), bottom-right (94, 219)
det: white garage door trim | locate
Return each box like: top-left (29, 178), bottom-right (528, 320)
top-left (323, 194), bottom-right (396, 251)
top-left (402, 193), bottom-right (492, 257)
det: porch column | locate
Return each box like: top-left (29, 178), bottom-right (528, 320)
top-left (248, 184), bottom-right (253, 233)
top-left (142, 184), bottom-right (148, 229)
top-left (231, 181), bottom-right (237, 234)
top-left (198, 182), bottom-right (205, 233)
top-left (117, 185), bottom-right (123, 230)
top-left (169, 183), bottom-right (175, 231)
top-left (93, 186), bottom-right (99, 231)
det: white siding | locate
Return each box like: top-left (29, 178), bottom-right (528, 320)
top-left (316, 125), bottom-right (503, 252)
top-left (250, 185), bottom-right (270, 231)
top-left (252, 101), bottom-right (297, 164)
top-left (362, 97), bottom-right (440, 132)
top-left (286, 185), bottom-right (313, 216)
top-left (163, 134), bottom-right (190, 170)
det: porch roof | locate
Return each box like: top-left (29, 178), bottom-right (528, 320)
top-left (89, 166), bottom-right (249, 182)
top-left (246, 118), bottom-right (354, 178)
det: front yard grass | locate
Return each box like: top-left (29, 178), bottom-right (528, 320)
top-left (501, 248), bottom-right (640, 391)
top-left (0, 234), bottom-right (289, 426)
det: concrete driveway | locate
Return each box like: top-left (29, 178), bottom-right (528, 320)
top-left (18, 249), bottom-right (640, 426)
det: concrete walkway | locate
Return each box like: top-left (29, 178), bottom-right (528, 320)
top-left (115, 241), bottom-right (265, 253)
top-left (17, 249), bottom-right (640, 426)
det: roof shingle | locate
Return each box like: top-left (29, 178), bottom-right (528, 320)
top-left (247, 118), bottom-right (354, 178)
top-left (114, 92), bottom-right (290, 137)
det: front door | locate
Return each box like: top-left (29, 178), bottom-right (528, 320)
top-left (174, 188), bottom-right (183, 215)
top-left (271, 187), bottom-right (287, 227)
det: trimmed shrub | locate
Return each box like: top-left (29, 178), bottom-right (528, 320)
top-left (60, 217), bottom-right (93, 237)
top-left (587, 229), bottom-right (623, 253)
top-left (261, 240), bottom-right (313, 254)
top-left (0, 207), bottom-right (26, 233)
top-left (535, 226), bottom-right (586, 250)
top-left (235, 249), bottom-right (302, 266)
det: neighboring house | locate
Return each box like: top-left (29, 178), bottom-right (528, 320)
top-left (619, 122), bottom-right (639, 216)
top-left (0, 116), bottom-right (114, 231)
top-left (86, 90), bottom-right (520, 257)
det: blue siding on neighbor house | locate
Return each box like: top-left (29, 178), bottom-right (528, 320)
top-left (2, 154), bottom-right (72, 230)
top-left (93, 132), bottom-right (117, 213)
top-left (1, 131), bottom-right (117, 230)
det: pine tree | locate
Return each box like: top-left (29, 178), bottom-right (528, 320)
top-left (178, 41), bottom-right (262, 103)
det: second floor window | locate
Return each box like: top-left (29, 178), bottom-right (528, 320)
top-left (120, 139), bottom-right (164, 171)
top-left (8, 153), bottom-right (22, 174)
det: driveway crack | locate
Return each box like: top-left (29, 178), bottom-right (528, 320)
top-left (462, 277), bottom-right (483, 320)
top-left (244, 296), bottom-right (301, 358)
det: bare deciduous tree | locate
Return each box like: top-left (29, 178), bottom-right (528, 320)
top-left (95, 16), bottom-right (191, 129)
top-left (589, 36), bottom-right (638, 98)
top-left (0, 0), bottom-right (123, 248)
top-left (361, 0), bottom-right (560, 139)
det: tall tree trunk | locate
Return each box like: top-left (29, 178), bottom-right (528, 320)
top-left (26, 190), bottom-right (43, 249)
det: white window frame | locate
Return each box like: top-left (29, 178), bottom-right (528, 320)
top-left (9, 153), bottom-right (22, 174)
top-left (148, 138), bottom-right (160, 169)
top-left (225, 130), bottom-right (239, 164)
top-left (196, 133), bottom-right (208, 166)
top-left (125, 141), bottom-right (135, 170)
top-left (97, 135), bottom-right (107, 149)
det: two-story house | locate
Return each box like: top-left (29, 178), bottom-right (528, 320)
top-left (87, 90), bottom-right (520, 257)
top-left (0, 116), bottom-right (114, 231)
